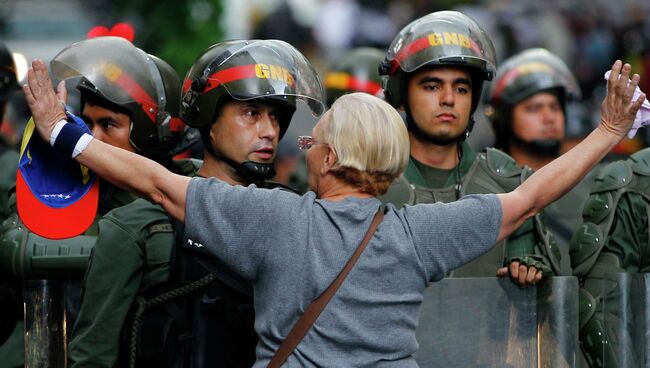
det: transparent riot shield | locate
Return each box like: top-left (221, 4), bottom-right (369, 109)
top-left (601, 273), bottom-right (648, 368)
top-left (415, 276), bottom-right (579, 368)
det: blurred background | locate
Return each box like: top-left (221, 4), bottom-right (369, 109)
top-left (2, 0), bottom-right (650, 165)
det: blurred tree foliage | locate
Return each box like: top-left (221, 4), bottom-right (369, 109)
top-left (93, 0), bottom-right (223, 75)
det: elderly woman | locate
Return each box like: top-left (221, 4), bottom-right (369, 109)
top-left (24, 59), bottom-right (643, 367)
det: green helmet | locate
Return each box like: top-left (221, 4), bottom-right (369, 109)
top-left (0, 43), bottom-right (18, 103)
top-left (379, 10), bottom-right (497, 126)
top-left (50, 36), bottom-right (196, 158)
top-left (485, 48), bottom-right (580, 151)
top-left (325, 47), bottom-right (384, 107)
top-left (181, 39), bottom-right (325, 139)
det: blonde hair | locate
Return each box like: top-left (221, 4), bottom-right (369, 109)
top-left (324, 93), bottom-right (409, 195)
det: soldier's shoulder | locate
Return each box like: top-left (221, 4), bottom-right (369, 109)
top-left (479, 148), bottom-right (530, 178)
top-left (591, 160), bottom-right (633, 193)
top-left (463, 148), bottom-right (530, 194)
top-left (259, 180), bottom-right (303, 195)
top-left (379, 175), bottom-right (414, 207)
top-left (172, 158), bottom-right (203, 176)
top-left (103, 198), bottom-right (170, 234)
top-left (627, 147), bottom-right (650, 176)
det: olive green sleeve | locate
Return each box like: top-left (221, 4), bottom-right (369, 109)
top-left (603, 192), bottom-right (649, 272)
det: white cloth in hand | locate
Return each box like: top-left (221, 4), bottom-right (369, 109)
top-left (604, 70), bottom-right (650, 138)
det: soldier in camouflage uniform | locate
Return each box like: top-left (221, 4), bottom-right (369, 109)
top-left (484, 48), bottom-right (585, 275)
top-left (0, 37), bottom-right (194, 367)
top-left (378, 11), bottom-right (559, 284)
top-left (69, 39), bottom-right (325, 367)
top-left (571, 146), bottom-right (650, 366)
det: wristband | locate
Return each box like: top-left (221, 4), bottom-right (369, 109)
top-left (53, 122), bottom-right (90, 158)
top-left (50, 120), bottom-right (68, 146)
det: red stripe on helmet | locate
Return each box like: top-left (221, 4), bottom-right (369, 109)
top-left (182, 65), bottom-right (259, 93)
top-left (347, 77), bottom-right (382, 95)
top-left (204, 65), bottom-right (259, 93)
top-left (114, 73), bottom-right (158, 122)
top-left (390, 36), bottom-right (431, 75)
top-left (491, 68), bottom-right (522, 103)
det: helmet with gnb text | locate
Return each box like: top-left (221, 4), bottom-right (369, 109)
top-left (379, 11), bottom-right (497, 133)
top-left (180, 39), bottom-right (325, 139)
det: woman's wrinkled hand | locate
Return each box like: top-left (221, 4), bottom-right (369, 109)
top-left (599, 60), bottom-right (646, 138)
top-left (23, 59), bottom-right (67, 142)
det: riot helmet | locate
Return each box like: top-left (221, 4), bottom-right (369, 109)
top-left (50, 36), bottom-right (196, 158)
top-left (325, 47), bottom-right (384, 107)
top-left (379, 11), bottom-right (497, 138)
top-left (0, 43), bottom-right (18, 103)
top-left (181, 39), bottom-right (325, 180)
top-left (485, 48), bottom-right (580, 154)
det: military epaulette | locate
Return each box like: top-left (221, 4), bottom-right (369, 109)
top-left (590, 161), bottom-right (633, 194)
top-left (628, 147), bottom-right (650, 176)
top-left (484, 147), bottom-right (524, 178)
top-left (462, 148), bottom-right (527, 195)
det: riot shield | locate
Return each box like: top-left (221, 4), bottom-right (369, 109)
top-left (415, 276), bottom-right (579, 367)
top-left (601, 273), bottom-right (649, 367)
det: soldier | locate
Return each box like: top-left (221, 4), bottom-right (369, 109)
top-left (0, 42), bottom-right (21, 368)
top-left (68, 39), bottom-right (325, 367)
top-left (324, 47), bottom-right (385, 107)
top-left (0, 36), bottom-right (194, 367)
top-left (571, 143), bottom-right (650, 364)
top-left (0, 43), bottom-right (19, 219)
top-left (378, 11), bottom-right (558, 283)
top-left (485, 48), bottom-right (584, 274)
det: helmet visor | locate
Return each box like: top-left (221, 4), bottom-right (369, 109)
top-left (203, 40), bottom-right (325, 116)
top-left (386, 11), bottom-right (496, 79)
top-left (51, 37), bottom-right (158, 107)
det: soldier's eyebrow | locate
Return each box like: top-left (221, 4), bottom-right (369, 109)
top-left (417, 76), bottom-right (471, 86)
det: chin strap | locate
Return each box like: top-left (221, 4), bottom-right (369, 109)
top-left (235, 160), bottom-right (276, 181)
top-left (204, 142), bottom-right (276, 181)
top-left (510, 133), bottom-right (561, 158)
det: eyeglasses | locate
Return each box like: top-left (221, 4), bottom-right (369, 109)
top-left (297, 135), bottom-right (328, 150)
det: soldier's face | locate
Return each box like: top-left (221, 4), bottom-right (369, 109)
top-left (406, 67), bottom-right (472, 143)
top-left (511, 92), bottom-right (565, 143)
top-left (82, 103), bottom-right (136, 153)
top-left (210, 100), bottom-right (281, 164)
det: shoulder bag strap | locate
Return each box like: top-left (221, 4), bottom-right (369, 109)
top-left (268, 206), bottom-right (385, 368)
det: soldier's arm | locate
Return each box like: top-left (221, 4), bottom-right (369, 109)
top-left (23, 59), bottom-right (189, 223)
top-left (497, 60), bottom-right (644, 244)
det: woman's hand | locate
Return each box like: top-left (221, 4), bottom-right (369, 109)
top-left (23, 59), bottom-right (67, 142)
top-left (599, 60), bottom-right (646, 138)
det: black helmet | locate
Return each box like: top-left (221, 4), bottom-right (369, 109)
top-left (379, 10), bottom-right (497, 126)
top-left (325, 47), bottom-right (384, 107)
top-left (0, 43), bottom-right (18, 103)
top-left (485, 48), bottom-right (580, 151)
top-left (50, 36), bottom-right (196, 158)
top-left (181, 39), bottom-right (325, 139)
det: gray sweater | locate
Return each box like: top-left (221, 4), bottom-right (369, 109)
top-left (185, 177), bottom-right (502, 367)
